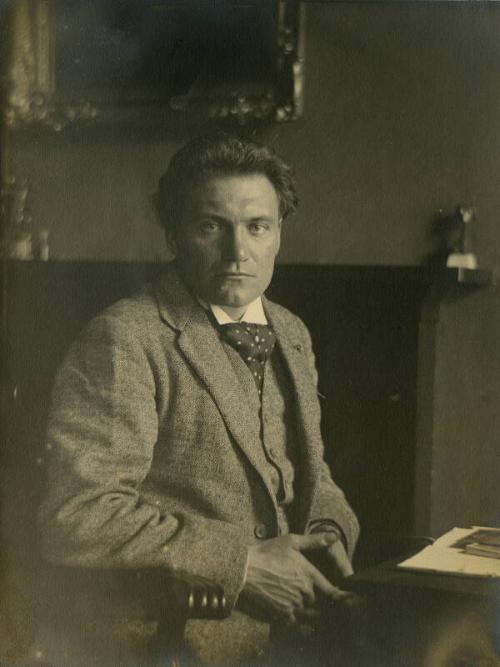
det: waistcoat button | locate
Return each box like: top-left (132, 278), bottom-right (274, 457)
top-left (254, 524), bottom-right (268, 539)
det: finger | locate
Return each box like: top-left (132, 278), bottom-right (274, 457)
top-left (301, 583), bottom-right (316, 607)
top-left (326, 542), bottom-right (354, 578)
top-left (318, 590), bottom-right (360, 613)
top-left (290, 532), bottom-right (339, 552)
top-left (284, 607), bottom-right (297, 626)
top-left (302, 558), bottom-right (351, 601)
top-left (296, 606), bottom-right (321, 620)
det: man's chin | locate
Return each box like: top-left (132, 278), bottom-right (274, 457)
top-left (212, 289), bottom-right (254, 309)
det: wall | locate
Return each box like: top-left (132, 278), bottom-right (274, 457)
top-left (10, 2), bottom-right (500, 271)
top-left (272, 2), bottom-right (500, 269)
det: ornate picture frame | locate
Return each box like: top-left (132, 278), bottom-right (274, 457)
top-left (3, 0), bottom-right (306, 129)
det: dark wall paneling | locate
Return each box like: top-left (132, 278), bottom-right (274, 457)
top-left (268, 265), bottom-right (426, 539)
top-left (415, 283), bottom-right (500, 537)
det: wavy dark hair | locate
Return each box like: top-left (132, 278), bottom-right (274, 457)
top-left (154, 132), bottom-right (298, 238)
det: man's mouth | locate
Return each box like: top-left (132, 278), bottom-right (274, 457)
top-left (216, 272), bottom-right (255, 278)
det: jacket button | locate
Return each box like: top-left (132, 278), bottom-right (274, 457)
top-left (254, 524), bottom-right (268, 539)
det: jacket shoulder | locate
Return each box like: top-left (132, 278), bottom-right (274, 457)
top-left (84, 282), bottom-right (165, 333)
top-left (265, 299), bottom-right (311, 338)
top-left (71, 282), bottom-right (173, 360)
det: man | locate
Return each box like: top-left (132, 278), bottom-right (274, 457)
top-left (39, 133), bottom-right (359, 666)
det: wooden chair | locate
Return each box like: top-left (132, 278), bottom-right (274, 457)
top-left (32, 566), bottom-right (228, 667)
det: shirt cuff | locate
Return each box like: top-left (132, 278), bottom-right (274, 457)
top-left (307, 519), bottom-right (348, 552)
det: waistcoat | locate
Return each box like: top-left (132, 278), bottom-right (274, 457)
top-left (221, 340), bottom-right (298, 536)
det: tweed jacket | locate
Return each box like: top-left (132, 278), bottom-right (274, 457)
top-left (39, 261), bottom-right (359, 663)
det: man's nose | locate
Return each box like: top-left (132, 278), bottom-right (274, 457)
top-left (224, 227), bottom-right (248, 262)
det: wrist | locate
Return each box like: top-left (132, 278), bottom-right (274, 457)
top-left (308, 520), bottom-right (348, 552)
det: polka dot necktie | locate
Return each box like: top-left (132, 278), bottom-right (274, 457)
top-left (219, 322), bottom-right (277, 395)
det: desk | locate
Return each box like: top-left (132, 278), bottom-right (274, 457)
top-left (333, 560), bottom-right (500, 667)
top-left (346, 557), bottom-right (500, 599)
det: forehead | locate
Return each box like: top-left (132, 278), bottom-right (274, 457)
top-left (185, 173), bottom-right (280, 217)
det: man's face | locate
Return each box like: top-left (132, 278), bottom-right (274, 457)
top-left (172, 174), bottom-right (282, 318)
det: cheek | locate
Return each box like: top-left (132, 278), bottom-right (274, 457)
top-left (261, 238), bottom-right (280, 266)
top-left (266, 231), bottom-right (281, 258)
top-left (255, 249), bottom-right (278, 286)
top-left (181, 240), bottom-right (220, 267)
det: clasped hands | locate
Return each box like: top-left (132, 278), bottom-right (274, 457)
top-left (242, 532), bottom-right (354, 626)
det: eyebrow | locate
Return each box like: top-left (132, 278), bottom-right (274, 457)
top-left (200, 213), bottom-right (275, 223)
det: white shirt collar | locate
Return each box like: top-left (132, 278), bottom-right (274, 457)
top-left (198, 297), bottom-right (268, 325)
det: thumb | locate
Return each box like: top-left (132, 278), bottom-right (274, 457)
top-left (292, 532), bottom-right (339, 552)
top-left (326, 540), bottom-right (354, 578)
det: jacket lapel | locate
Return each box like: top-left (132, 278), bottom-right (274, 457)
top-left (153, 264), bottom-right (278, 510)
top-left (264, 299), bottom-right (318, 449)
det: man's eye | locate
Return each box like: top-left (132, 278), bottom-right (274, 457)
top-left (249, 223), bottom-right (268, 234)
top-left (200, 221), bottom-right (221, 233)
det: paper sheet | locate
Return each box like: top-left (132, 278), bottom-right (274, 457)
top-left (398, 527), bottom-right (500, 578)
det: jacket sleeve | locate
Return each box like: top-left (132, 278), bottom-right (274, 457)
top-left (38, 314), bottom-right (249, 609)
top-left (296, 317), bottom-right (360, 560)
